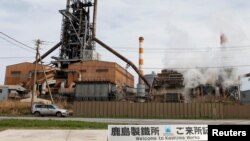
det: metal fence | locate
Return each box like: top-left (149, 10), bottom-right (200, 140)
top-left (73, 101), bottom-right (250, 119)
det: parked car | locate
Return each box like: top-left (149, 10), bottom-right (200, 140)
top-left (32, 104), bottom-right (69, 117)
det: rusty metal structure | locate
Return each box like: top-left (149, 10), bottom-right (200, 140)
top-left (4, 0), bottom-right (140, 101)
top-left (5, 61), bottom-right (134, 99)
top-left (190, 83), bottom-right (239, 102)
top-left (6, 0), bottom-right (240, 103)
top-left (34, 0), bottom-right (150, 89)
top-left (151, 70), bottom-right (184, 102)
top-left (52, 0), bottom-right (98, 69)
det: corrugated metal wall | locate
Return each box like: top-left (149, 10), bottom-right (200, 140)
top-left (73, 102), bottom-right (250, 119)
top-left (240, 90), bottom-right (250, 104)
top-left (0, 87), bottom-right (8, 101)
top-left (75, 83), bottom-right (111, 98)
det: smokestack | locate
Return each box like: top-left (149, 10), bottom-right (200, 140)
top-left (220, 33), bottom-right (227, 47)
top-left (139, 36), bottom-right (144, 84)
top-left (66, 0), bottom-right (70, 10)
top-left (93, 0), bottom-right (98, 38)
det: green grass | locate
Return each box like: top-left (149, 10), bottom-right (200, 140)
top-left (0, 119), bottom-right (108, 129)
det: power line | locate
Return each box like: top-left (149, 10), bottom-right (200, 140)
top-left (65, 63), bottom-right (250, 70)
top-left (0, 32), bottom-right (35, 50)
top-left (0, 36), bottom-right (35, 53)
top-left (97, 50), bottom-right (250, 54)
top-left (41, 40), bottom-right (58, 44)
top-left (97, 45), bottom-right (250, 50)
top-left (142, 64), bottom-right (250, 70)
top-left (0, 57), bottom-right (34, 59)
top-left (97, 45), bottom-right (250, 53)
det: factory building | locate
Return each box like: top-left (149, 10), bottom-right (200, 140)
top-left (240, 76), bottom-right (250, 104)
top-left (0, 85), bottom-right (28, 100)
top-left (1, 0), bottom-right (244, 105)
top-left (69, 60), bottom-right (134, 101)
top-left (151, 70), bottom-right (184, 102)
top-left (4, 60), bottom-right (134, 100)
top-left (68, 60), bottom-right (134, 87)
top-left (4, 62), bottom-right (55, 89)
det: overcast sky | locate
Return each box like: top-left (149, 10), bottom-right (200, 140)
top-left (1, 0), bottom-right (250, 84)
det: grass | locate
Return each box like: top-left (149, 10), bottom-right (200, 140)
top-left (0, 119), bottom-right (108, 129)
top-left (0, 101), bottom-right (31, 115)
top-left (0, 100), bottom-right (73, 116)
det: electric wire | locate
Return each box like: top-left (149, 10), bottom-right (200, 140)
top-left (0, 36), bottom-right (35, 53)
top-left (142, 64), bottom-right (250, 70)
top-left (97, 46), bottom-right (250, 53)
top-left (0, 57), bottom-right (34, 59)
top-left (97, 45), bottom-right (250, 50)
top-left (0, 32), bottom-right (35, 50)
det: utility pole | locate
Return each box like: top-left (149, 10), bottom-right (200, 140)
top-left (37, 49), bottom-right (54, 104)
top-left (31, 39), bottom-right (54, 109)
top-left (31, 39), bottom-right (40, 108)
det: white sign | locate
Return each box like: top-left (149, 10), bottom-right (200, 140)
top-left (108, 125), bottom-right (208, 141)
top-left (47, 80), bottom-right (56, 85)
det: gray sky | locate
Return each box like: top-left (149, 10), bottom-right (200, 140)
top-left (1, 0), bottom-right (250, 84)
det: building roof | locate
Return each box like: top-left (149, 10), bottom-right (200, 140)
top-left (0, 85), bottom-right (27, 91)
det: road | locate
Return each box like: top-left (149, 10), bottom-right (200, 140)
top-left (1, 116), bottom-right (249, 141)
top-left (0, 129), bottom-right (107, 141)
top-left (1, 116), bottom-right (250, 125)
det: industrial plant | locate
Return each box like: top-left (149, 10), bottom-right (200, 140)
top-left (1, 0), bottom-right (250, 106)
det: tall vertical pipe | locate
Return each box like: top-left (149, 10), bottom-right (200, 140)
top-left (93, 0), bottom-right (98, 38)
top-left (66, 0), bottom-right (70, 10)
top-left (139, 37), bottom-right (144, 84)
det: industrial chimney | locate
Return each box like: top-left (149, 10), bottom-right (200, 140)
top-left (220, 33), bottom-right (227, 47)
top-left (137, 36), bottom-right (146, 100)
top-left (139, 36), bottom-right (144, 84)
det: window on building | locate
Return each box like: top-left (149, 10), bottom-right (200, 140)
top-left (11, 71), bottom-right (21, 77)
top-left (80, 70), bottom-right (87, 73)
top-left (28, 71), bottom-right (33, 78)
top-left (0, 89), bottom-right (2, 94)
top-left (96, 69), bottom-right (108, 73)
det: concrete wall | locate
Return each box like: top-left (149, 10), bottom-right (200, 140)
top-left (0, 87), bottom-right (8, 101)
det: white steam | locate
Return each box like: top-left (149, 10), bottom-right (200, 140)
top-left (163, 9), bottom-right (250, 99)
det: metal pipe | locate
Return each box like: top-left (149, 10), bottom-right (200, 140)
top-left (93, 0), bottom-right (98, 37)
top-left (220, 33), bottom-right (227, 47)
top-left (66, 0), bottom-right (70, 10)
top-left (93, 37), bottom-right (151, 89)
top-left (33, 42), bottom-right (62, 63)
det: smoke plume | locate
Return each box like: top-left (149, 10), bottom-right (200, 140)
top-left (163, 10), bottom-right (250, 99)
